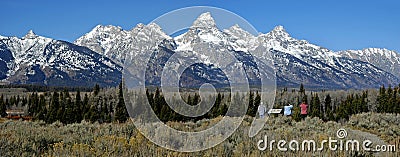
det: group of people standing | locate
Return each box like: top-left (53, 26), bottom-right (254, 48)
top-left (258, 101), bottom-right (308, 119)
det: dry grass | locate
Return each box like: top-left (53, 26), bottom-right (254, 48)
top-left (0, 118), bottom-right (7, 123)
top-left (0, 113), bottom-right (399, 156)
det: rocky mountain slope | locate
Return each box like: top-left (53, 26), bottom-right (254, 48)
top-left (0, 31), bottom-right (121, 87)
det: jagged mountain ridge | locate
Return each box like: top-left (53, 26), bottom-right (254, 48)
top-left (1, 12), bottom-right (399, 89)
top-left (338, 48), bottom-right (400, 79)
top-left (75, 12), bottom-right (399, 89)
top-left (74, 23), bottom-right (171, 66)
top-left (0, 30), bottom-right (122, 87)
top-left (256, 25), bottom-right (399, 89)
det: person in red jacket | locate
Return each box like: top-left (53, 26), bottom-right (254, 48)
top-left (299, 101), bottom-right (308, 119)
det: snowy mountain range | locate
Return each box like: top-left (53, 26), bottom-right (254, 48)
top-left (1, 12), bottom-right (399, 89)
top-left (338, 48), bottom-right (400, 79)
top-left (0, 30), bottom-right (121, 87)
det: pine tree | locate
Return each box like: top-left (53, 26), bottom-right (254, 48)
top-left (395, 87), bottom-right (400, 113)
top-left (62, 90), bottom-right (73, 124)
top-left (115, 81), bottom-right (128, 122)
top-left (193, 93), bottom-right (200, 105)
top-left (210, 93), bottom-right (223, 117)
top-left (10, 96), bottom-right (16, 108)
top-left (377, 85), bottom-right (388, 113)
top-left (187, 95), bottom-right (192, 106)
top-left (5, 98), bottom-right (9, 109)
top-left (324, 94), bottom-right (334, 121)
top-left (0, 95), bottom-right (6, 117)
top-left (217, 93), bottom-right (227, 116)
top-left (387, 85), bottom-right (395, 113)
top-left (310, 94), bottom-right (321, 118)
top-left (27, 93), bottom-right (38, 116)
top-left (64, 100), bottom-right (73, 124)
top-left (32, 93), bottom-right (41, 118)
top-left (82, 93), bottom-right (89, 120)
top-left (93, 84), bottom-right (100, 96)
top-left (316, 94), bottom-right (322, 118)
top-left (47, 91), bottom-right (60, 123)
top-left (299, 83), bottom-right (305, 94)
top-left (36, 94), bottom-right (47, 121)
top-left (73, 90), bottom-right (82, 123)
top-left (302, 94), bottom-right (308, 104)
top-left (254, 91), bottom-right (261, 110)
top-left (397, 92), bottom-right (400, 113)
top-left (17, 95), bottom-right (21, 106)
top-left (247, 91), bottom-right (255, 116)
top-left (153, 87), bottom-right (161, 114)
top-left (100, 97), bottom-right (110, 123)
top-left (22, 96), bottom-right (28, 108)
top-left (336, 103), bottom-right (347, 121)
top-left (298, 84), bottom-right (308, 113)
top-left (361, 91), bottom-right (369, 113)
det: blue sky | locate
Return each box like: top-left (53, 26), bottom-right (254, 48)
top-left (1, 0), bottom-right (399, 52)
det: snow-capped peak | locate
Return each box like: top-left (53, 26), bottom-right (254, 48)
top-left (175, 12), bottom-right (225, 47)
top-left (74, 22), bottom-right (171, 66)
top-left (23, 30), bottom-right (38, 39)
top-left (73, 24), bottom-right (131, 65)
top-left (145, 23), bottom-right (171, 39)
top-left (269, 25), bottom-right (290, 38)
top-left (131, 23), bottom-right (145, 31)
top-left (257, 25), bottom-right (341, 66)
top-left (76, 25), bottom-right (118, 44)
top-left (273, 25), bottom-right (285, 32)
top-left (223, 24), bottom-right (258, 52)
top-left (191, 12), bottom-right (217, 29)
top-left (225, 24), bottom-right (254, 38)
top-left (96, 25), bottom-right (122, 32)
top-left (230, 24), bottom-right (242, 30)
top-left (83, 24), bottom-right (124, 39)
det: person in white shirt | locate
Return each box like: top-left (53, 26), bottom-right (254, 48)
top-left (284, 104), bottom-right (293, 117)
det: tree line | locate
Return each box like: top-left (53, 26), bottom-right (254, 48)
top-left (1, 83), bottom-right (399, 124)
top-left (0, 82), bottom-right (128, 124)
top-left (277, 83), bottom-right (400, 122)
top-left (0, 84), bottom-right (93, 92)
top-left (145, 88), bottom-right (260, 122)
